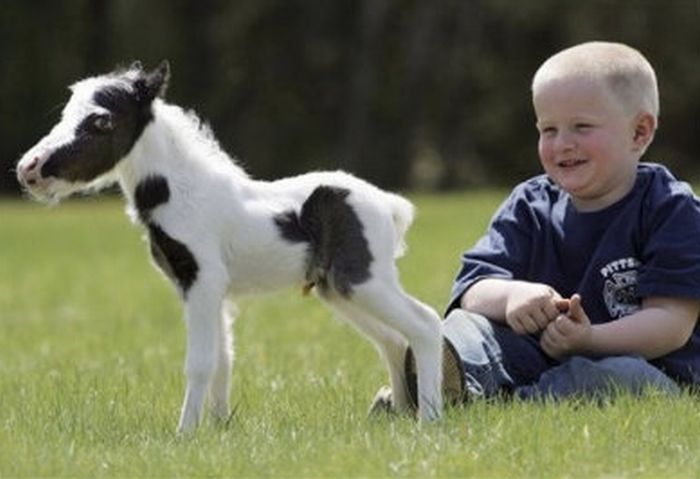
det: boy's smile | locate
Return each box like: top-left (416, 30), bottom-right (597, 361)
top-left (533, 76), bottom-right (643, 212)
top-left (557, 158), bottom-right (588, 169)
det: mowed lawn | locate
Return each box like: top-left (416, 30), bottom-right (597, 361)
top-left (1, 194), bottom-right (699, 478)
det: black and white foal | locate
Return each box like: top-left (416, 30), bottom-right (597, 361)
top-left (16, 62), bottom-right (443, 433)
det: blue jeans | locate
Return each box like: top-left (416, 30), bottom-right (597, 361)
top-left (444, 309), bottom-right (680, 400)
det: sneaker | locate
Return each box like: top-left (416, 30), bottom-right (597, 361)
top-left (367, 385), bottom-right (396, 417)
top-left (368, 338), bottom-right (467, 416)
top-left (405, 338), bottom-right (467, 406)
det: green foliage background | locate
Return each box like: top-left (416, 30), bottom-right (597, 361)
top-left (2, 1), bottom-right (699, 194)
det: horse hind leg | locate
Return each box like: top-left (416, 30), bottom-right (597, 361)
top-left (349, 279), bottom-right (444, 422)
top-left (291, 184), bottom-right (442, 419)
top-left (325, 297), bottom-right (412, 414)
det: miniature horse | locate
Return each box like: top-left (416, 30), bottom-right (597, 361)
top-left (16, 61), bottom-right (443, 433)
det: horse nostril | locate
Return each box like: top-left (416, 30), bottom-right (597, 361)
top-left (27, 157), bottom-right (40, 171)
top-left (19, 156), bottom-right (43, 187)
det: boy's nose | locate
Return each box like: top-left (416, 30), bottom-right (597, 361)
top-left (553, 131), bottom-right (575, 152)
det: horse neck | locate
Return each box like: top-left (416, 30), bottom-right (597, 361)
top-left (117, 100), bottom-right (250, 193)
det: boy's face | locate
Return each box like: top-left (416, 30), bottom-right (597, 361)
top-left (533, 76), bottom-right (643, 211)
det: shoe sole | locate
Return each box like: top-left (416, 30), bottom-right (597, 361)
top-left (404, 338), bottom-right (465, 408)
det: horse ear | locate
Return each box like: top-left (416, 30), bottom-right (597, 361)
top-left (134, 60), bottom-right (170, 103)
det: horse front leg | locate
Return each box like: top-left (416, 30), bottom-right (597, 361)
top-left (208, 301), bottom-right (236, 423)
top-left (177, 271), bottom-right (228, 434)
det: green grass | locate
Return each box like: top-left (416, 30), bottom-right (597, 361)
top-left (1, 194), bottom-right (699, 478)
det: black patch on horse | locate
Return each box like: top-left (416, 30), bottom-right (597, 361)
top-left (147, 223), bottom-right (199, 294)
top-left (274, 185), bottom-right (373, 297)
top-left (274, 210), bottom-right (307, 243)
top-left (134, 175), bottom-right (170, 222)
top-left (132, 175), bottom-right (196, 294)
top-left (41, 84), bottom-right (155, 183)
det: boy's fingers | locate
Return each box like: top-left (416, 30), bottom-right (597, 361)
top-left (553, 315), bottom-right (572, 335)
top-left (555, 298), bottom-right (570, 313)
top-left (540, 329), bottom-right (562, 359)
top-left (532, 309), bottom-right (550, 329)
top-left (542, 301), bottom-right (561, 321)
top-left (568, 294), bottom-right (584, 321)
top-left (520, 315), bottom-right (540, 334)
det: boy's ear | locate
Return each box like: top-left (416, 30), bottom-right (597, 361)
top-left (632, 112), bottom-right (657, 153)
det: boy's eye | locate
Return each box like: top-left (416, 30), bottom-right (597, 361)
top-left (539, 126), bottom-right (557, 137)
top-left (575, 123), bottom-right (593, 131)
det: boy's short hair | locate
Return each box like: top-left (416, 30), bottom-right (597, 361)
top-left (532, 41), bottom-right (659, 118)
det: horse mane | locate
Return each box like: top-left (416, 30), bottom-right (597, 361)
top-left (152, 99), bottom-right (249, 178)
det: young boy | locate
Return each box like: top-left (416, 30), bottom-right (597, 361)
top-left (442, 41), bottom-right (700, 400)
top-left (373, 42), bottom-right (700, 412)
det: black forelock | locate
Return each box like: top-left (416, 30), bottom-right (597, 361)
top-left (93, 84), bottom-right (139, 114)
top-left (91, 80), bottom-right (154, 141)
top-left (98, 61), bottom-right (169, 107)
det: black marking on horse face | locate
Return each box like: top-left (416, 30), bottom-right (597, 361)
top-left (41, 83), bottom-right (155, 183)
top-left (134, 175), bottom-right (170, 222)
top-left (147, 223), bottom-right (198, 294)
top-left (274, 185), bottom-right (373, 297)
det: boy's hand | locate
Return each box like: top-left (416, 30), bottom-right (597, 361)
top-left (505, 282), bottom-right (565, 335)
top-left (540, 294), bottom-right (593, 360)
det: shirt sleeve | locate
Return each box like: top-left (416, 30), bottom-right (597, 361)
top-left (638, 183), bottom-right (700, 300)
top-left (446, 186), bottom-right (536, 314)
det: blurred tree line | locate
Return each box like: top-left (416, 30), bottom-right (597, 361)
top-left (1, 0), bottom-right (698, 195)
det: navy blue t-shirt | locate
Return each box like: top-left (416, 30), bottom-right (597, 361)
top-left (448, 163), bottom-right (700, 384)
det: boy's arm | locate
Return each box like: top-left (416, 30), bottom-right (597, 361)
top-left (588, 296), bottom-right (699, 358)
top-left (541, 295), bottom-right (700, 359)
top-left (461, 278), bottom-right (564, 334)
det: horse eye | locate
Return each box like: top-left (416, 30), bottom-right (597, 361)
top-left (93, 115), bottom-right (114, 133)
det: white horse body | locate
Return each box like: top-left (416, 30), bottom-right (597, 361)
top-left (119, 101), bottom-right (412, 296)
